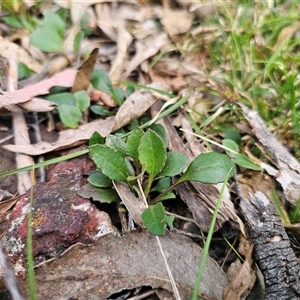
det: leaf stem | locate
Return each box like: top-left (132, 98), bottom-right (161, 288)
top-left (150, 180), bottom-right (182, 205)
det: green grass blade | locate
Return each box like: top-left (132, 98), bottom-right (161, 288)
top-left (0, 149), bottom-right (89, 178)
top-left (27, 167), bottom-right (36, 300)
top-left (191, 167), bottom-right (233, 300)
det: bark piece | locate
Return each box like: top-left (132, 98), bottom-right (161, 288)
top-left (2, 155), bottom-right (117, 275)
top-left (19, 230), bottom-right (228, 300)
top-left (239, 103), bottom-right (300, 206)
top-left (239, 191), bottom-right (300, 300)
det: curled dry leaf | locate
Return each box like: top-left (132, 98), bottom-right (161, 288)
top-left (3, 83), bottom-right (165, 155)
top-left (18, 98), bottom-right (57, 112)
top-left (0, 69), bottom-right (77, 109)
top-left (111, 82), bottom-right (167, 132)
top-left (3, 117), bottom-right (115, 156)
top-left (19, 230), bottom-right (228, 300)
top-left (71, 48), bottom-right (99, 93)
top-left (113, 182), bottom-right (147, 228)
top-left (223, 243), bottom-right (256, 300)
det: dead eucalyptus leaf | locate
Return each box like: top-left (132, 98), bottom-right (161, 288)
top-left (71, 48), bottom-right (99, 93)
top-left (0, 69), bottom-right (77, 109)
top-left (3, 117), bottom-right (115, 155)
top-left (112, 82), bottom-right (166, 132)
top-left (162, 8), bottom-right (192, 36)
top-left (0, 197), bottom-right (18, 214)
top-left (19, 230), bottom-right (228, 300)
top-left (223, 244), bottom-right (255, 300)
top-left (113, 181), bottom-right (147, 228)
top-left (19, 98), bottom-right (57, 112)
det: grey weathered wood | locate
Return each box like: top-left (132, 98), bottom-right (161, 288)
top-left (240, 191), bottom-right (300, 300)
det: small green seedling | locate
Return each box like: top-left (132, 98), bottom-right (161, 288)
top-left (45, 90), bottom-right (90, 128)
top-left (30, 11), bottom-right (66, 53)
top-left (88, 125), bottom-right (235, 235)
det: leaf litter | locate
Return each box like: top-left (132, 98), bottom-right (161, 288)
top-left (0, 1), bottom-right (299, 300)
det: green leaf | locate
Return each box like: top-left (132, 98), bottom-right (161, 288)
top-left (178, 152), bottom-right (235, 184)
top-left (138, 129), bottom-right (167, 178)
top-left (91, 69), bottom-right (114, 96)
top-left (45, 93), bottom-right (76, 106)
top-left (43, 11), bottom-right (65, 39)
top-left (222, 139), bottom-right (239, 158)
top-left (233, 154), bottom-right (262, 171)
top-left (125, 157), bottom-right (135, 176)
top-left (58, 105), bottom-right (81, 128)
top-left (74, 30), bottom-right (84, 55)
top-left (126, 128), bottom-right (144, 162)
top-left (159, 152), bottom-right (188, 176)
top-left (125, 86), bottom-right (134, 98)
top-left (88, 171), bottom-right (112, 188)
top-left (105, 135), bottom-right (126, 157)
top-left (151, 177), bottom-right (171, 193)
top-left (89, 131), bottom-right (105, 146)
top-left (141, 203), bottom-right (166, 236)
top-left (4, 15), bottom-right (23, 28)
top-left (157, 192), bottom-right (176, 201)
top-left (18, 63), bottom-right (34, 80)
top-left (30, 29), bottom-right (63, 53)
top-left (150, 124), bottom-right (169, 148)
top-left (74, 90), bottom-right (90, 112)
top-left (90, 105), bottom-right (113, 116)
top-left (90, 144), bottom-right (127, 181)
top-left (222, 128), bottom-right (241, 145)
top-left (113, 86), bottom-right (124, 106)
top-left (78, 183), bottom-right (119, 204)
top-left (164, 215), bottom-right (175, 227)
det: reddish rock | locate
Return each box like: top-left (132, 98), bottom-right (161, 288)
top-left (2, 155), bottom-right (118, 277)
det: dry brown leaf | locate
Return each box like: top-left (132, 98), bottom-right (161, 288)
top-left (19, 230), bottom-right (228, 299)
top-left (272, 21), bottom-right (300, 51)
top-left (90, 89), bottom-right (117, 107)
top-left (95, 3), bottom-right (118, 41)
top-left (3, 117), bottom-right (115, 155)
top-left (123, 33), bottom-right (169, 79)
top-left (0, 197), bottom-right (18, 214)
top-left (113, 182), bottom-right (147, 228)
top-left (223, 242), bottom-right (256, 300)
top-left (0, 69), bottom-right (77, 109)
top-left (162, 8), bottom-right (192, 36)
top-left (112, 82), bottom-right (166, 132)
top-left (4, 83), bottom-right (165, 155)
top-left (0, 36), bottom-right (42, 73)
top-left (18, 98), bottom-right (57, 112)
top-left (71, 49), bottom-right (99, 93)
top-left (109, 21), bottom-right (133, 81)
